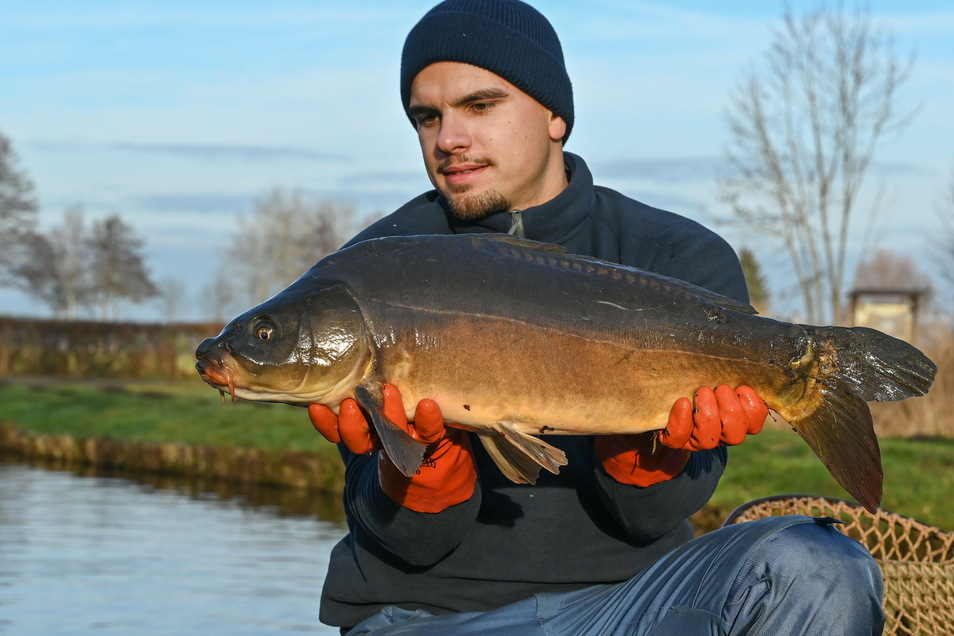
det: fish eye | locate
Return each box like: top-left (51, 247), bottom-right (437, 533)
top-left (254, 320), bottom-right (276, 341)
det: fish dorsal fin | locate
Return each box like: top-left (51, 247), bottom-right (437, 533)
top-left (485, 234), bottom-right (757, 315)
top-left (622, 268), bottom-right (757, 315)
top-left (676, 278), bottom-right (759, 315)
top-left (478, 421), bottom-right (568, 484)
top-left (485, 234), bottom-right (568, 254)
top-left (353, 384), bottom-right (426, 477)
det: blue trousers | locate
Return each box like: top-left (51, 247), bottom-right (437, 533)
top-left (345, 516), bottom-right (885, 635)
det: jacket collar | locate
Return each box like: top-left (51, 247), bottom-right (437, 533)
top-left (444, 153), bottom-right (594, 246)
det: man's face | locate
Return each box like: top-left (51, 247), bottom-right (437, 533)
top-left (408, 62), bottom-right (568, 221)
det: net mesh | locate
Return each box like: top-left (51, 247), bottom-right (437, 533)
top-left (723, 494), bottom-right (954, 636)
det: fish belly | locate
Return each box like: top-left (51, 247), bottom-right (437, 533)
top-left (372, 312), bottom-right (784, 437)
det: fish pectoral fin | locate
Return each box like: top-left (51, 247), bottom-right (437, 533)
top-left (479, 422), bottom-right (568, 485)
top-left (353, 384), bottom-right (426, 478)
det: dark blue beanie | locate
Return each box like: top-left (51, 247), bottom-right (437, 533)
top-left (400, 0), bottom-right (574, 142)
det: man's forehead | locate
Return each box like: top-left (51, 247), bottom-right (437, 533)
top-left (409, 61), bottom-right (519, 105)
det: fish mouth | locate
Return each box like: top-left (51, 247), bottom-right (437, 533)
top-left (195, 356), bottom-right (238, 403)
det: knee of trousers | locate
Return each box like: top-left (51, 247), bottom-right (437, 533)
top-left (732, 518), bottom-right (884, 610)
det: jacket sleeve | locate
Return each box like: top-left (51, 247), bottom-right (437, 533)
top-left (593, 446), bottom-right (727, 539)
top-left (337, 443), bottom-right (483, 567)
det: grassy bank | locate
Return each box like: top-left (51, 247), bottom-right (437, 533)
top-left (0, 378), bottom-right (345, 495)
top-left (709, 431), bottom-right (954, 528)
top-left (0, 378), bottom-right (333, 454)
top-left (2, 378), bottom-right (952, 530)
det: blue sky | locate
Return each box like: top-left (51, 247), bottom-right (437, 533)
top-left (1, 1), bottom-right (952, 321)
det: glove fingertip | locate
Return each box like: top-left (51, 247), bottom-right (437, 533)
top-left (721, 422), bottom-right (748, 446)
top-left (308, 404), bottom-right (341, 443)
top-left (415, 399), bottom-right (446, 443)
top-left (737, 385), bottom-right (769, 435)
top-left (380, 384), bottom-right (410, 429)
top-left (662, 397), bottom-right (693, 448)
top-left (337, 400), bottom-right (376, 454)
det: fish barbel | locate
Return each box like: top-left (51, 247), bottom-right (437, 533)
top-left (195, 234), bottom-right (937, 512)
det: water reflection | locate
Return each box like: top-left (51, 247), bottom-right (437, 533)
top-left (0, 456), bottom-right (347, 635)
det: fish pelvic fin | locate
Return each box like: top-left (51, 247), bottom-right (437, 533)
top-left (353, 384), bottom-right (426, 478)
top-left (780, 326), bottom-right (936, 513)
top-left (478, 422), bottom-right (568, 485)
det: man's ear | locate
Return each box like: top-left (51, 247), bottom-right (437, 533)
top-left (548, 114), bottom-right (567, 142)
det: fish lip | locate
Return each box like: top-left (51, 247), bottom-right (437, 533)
top-left (195, 357), bottom-right (237, 400)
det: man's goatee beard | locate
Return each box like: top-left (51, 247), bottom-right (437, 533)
top-left (445, 188), bottom-right (511, 222)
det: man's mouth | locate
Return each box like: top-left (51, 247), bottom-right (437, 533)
top-left (441, 162), bottom-right (489, 186)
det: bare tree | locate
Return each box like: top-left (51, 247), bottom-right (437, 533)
top-left (11, 233), bottom-right (62, 310)
top-left (12, 206), bottom-right (92, 318)
top-left (86, 214), bottom-right (158, 320)
top-left (719, 3), bottom-right (916, 324)
top-left (154, 276), bottom-right (187, 323)
top-left (220, 188), bottom-right (356, 310)
top-left (51, 206), bottom-right (91, 318)
top-left (852, 248), bottom-right (932, 292)
top-left (0, 132), bottom-right (38, 285)
top-left (202, 271), bottom-right (239, 324)
top-left (738, 248), bottom-right (771, 315)
top-left (933, 170), bottom-right (954, 308)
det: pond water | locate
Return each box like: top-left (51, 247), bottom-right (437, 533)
top-left (0, 458), bottom-right (348, 635)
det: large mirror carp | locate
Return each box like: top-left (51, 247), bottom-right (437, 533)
top-left (196, 234), bottom-right (937, 512)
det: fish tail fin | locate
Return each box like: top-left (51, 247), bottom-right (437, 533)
top-left (784, 386), bottom-right (883, 512)
top-left (353, 384), bottom-right (426, 477)
top-left (478, 422), bottom-right (567, 484)
top-left (813, 326), bottom-right (937, 402)
top-left (780, 326), bottom-right (936, 513)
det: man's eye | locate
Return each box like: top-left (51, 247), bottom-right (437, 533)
top-left (416, 113), bottom-right (438, 127)
top-left (471, 102), bottom-right (494, 113)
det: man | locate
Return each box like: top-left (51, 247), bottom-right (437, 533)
top-left (308, 1), bottom-right (885, 634)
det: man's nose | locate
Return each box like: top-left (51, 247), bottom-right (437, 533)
top-left (436, 113), bottom-right (470, 154)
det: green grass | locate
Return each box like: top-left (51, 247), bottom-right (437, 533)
top-left (3, 379), bottom-right (952, 530)
top-left (713, 428), bottom-right (954, 529)
top-left (0, 379), bottom-right (337, 456)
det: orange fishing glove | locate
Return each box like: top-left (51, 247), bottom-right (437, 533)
top-left (308, 384), bottom-right (477, 513)
top-left (596, 385), bottom-right (768, 487)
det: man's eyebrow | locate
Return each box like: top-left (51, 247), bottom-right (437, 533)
top-left (451, 88), bottom-right (509, 107)
top-left (407, 104), bottom-right (439, 120)
top-left (408, 88), bottom-right (511, 122)
top-left (409, 87), bottom-right (510, 117)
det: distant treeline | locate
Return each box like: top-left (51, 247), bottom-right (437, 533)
top-left (0, 317), bottom-right (224, 379)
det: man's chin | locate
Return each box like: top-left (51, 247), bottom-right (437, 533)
top-left (444, 190), bottom-right (511, 222)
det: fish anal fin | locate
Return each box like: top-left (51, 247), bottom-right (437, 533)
top-left (480, 421), bottom-right (567, 484)
top-left (353, 384), bottom-right (425, 478)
